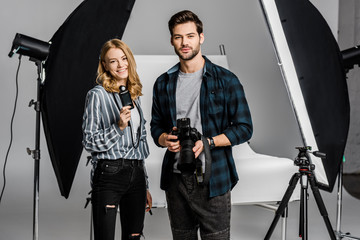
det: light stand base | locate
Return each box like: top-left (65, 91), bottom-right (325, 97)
top-left (336, 231), bottom-right (360, 240)
top-left (334, 162), bottom-right (360, 240)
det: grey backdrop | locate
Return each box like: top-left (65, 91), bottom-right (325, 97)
top-left (1, 0), bottom-right (355, 239)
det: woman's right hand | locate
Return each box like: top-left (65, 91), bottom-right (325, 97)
top-left (118, 106), bottom-right (132, 130)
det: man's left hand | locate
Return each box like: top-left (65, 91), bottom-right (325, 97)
top-left (193, 140), bottom-right (204, 159)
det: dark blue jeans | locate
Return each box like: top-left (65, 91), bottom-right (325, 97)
top-left (166, 173), bottom-right (231, 240)
top-left (91, 159), bottom-right (147, 240)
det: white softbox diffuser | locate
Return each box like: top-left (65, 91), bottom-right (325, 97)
top-left (259, 0), bottom-right (350, 191)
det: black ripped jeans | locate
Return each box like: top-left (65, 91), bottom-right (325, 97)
top-left (91, 159), bottom-right (147, 240)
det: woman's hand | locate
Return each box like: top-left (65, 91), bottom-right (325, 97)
top-left (145, 190), bottom-right (152, 212)
top-left (118, 105), bottom-right (132, 130)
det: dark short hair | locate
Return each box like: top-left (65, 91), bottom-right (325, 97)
top-left (168, 10), bottom-right (203, 36)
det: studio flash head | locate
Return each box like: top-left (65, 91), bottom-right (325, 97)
top-left (8, 33), bottom-right (50, 61)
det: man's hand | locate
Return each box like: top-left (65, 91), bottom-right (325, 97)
top-left (193, 140), bottom-right (204, 159)
top-left (159, 127), bottom-right (180, 152)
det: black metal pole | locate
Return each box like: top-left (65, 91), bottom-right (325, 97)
top-left (299, 185), bottom-right (304, 238)
top-left (299, 175), bottom-right (309, 240)
top-left (334, 162), bottom-right (360, 240)
top-left (27, 59), bottom-right (43, 240)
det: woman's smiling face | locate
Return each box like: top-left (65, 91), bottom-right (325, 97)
top-left (103, 47), bottom-right (129, 82)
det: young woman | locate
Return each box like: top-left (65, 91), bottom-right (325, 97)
top-left (82, 39), bottom-right (152, 240)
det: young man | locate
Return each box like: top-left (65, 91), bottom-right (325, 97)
top-left (150, 10), bottom-right (253, 239)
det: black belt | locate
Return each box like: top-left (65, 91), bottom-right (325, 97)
top-left (98, 158), bottom-right (143, 167)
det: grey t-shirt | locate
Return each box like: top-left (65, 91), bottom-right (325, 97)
top-left (174, 68), bottom-right (205, 172)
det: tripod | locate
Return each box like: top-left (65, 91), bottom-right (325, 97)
top-left (264, 146), bottom-right (336, 240)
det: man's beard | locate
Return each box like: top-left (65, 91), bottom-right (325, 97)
top-left (175, 45), bottom-right (200, 61)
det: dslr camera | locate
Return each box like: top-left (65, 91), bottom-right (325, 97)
top-left (171, 118), bottom-right (202, 175)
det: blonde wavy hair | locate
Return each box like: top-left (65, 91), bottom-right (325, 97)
top-left (96, 39), bottom-right (142, 99)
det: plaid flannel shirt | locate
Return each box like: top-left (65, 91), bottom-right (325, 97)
top-left (151, 56), bottom-right (253, 197)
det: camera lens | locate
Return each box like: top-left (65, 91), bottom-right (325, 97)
top-left (178, 139), bottom-right (196, 175)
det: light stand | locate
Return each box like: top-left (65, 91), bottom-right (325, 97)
top-left (8, 33), bottom-right (50, 240)
top-left (333, 46), bottom-right (360, 240)
top-left (334, 162), bottom-right (360, 240)
top-left (25, 58), bottom-right (44, 240)
top-left (264, 146), bottom-right (336, 240)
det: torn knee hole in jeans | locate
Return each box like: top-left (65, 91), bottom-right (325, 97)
top-left (129, 233), bottom-right (141, 239)
top-left (104, 204), bottom-right (116, 213)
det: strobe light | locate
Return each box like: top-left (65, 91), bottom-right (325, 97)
top-left (341, 45), bottom-right (360, 72)
top-left (8, 33), bottom-right (50, 61)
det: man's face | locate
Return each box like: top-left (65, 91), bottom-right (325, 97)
top-left (171, 22), bottom-right (204, 61)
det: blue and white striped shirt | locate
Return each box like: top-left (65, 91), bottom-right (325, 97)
top-left (82, 85), bottom-right (150, 162)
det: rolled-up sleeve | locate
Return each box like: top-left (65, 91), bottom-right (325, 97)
top-left (223, 76), bottom-right (253, 145)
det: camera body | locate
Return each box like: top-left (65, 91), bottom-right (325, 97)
top-left (172, 118), bottom-right (202, 175)
top-left (119, 85), bottom-right (134, 109)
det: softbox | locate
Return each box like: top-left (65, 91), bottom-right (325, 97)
top-left (42, 0), bottom-right (136, 198)
top-left (259, 0), bottom-right (350, 192)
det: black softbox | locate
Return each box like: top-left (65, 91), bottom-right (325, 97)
top-left (42, 0), bottom-right (136, 198)
top-left (260, 0), bottom-right (350, 192)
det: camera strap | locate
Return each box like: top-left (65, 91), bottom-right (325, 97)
top-left (195, 159), bottom-right (203, 184)
top-left (196, 135), bottom-right (212, 185)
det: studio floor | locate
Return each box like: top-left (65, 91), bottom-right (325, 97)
top-left (1, 184), bottom-right (360, 240)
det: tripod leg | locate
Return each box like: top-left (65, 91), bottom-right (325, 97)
top-left (280, 206), bottom-right (288, 240)
top-left (304, 187), bottom-right (308, 240)
top-left (90, 207), bottom-right (93, 240)
top-left (299, 175), bottom-right (309, 240)
top-left (308, 174), bottom-right (336, 240)
top-left (264, 173), bottom-right (300, 240)
top-left (299, 187), bottom-right (304, 238)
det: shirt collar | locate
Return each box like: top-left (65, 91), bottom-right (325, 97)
top-left (166, 55), bottom-right (213, 77)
